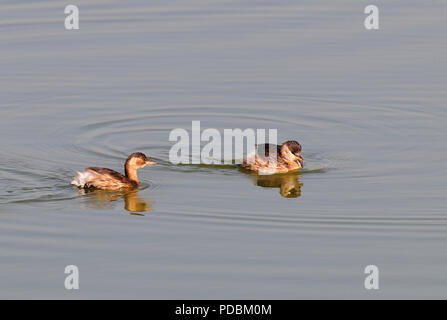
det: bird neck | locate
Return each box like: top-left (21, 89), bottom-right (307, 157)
top-left (280, 144), bottom-right (294, 161)
top-left (125, 164), bottom-right (139, 185)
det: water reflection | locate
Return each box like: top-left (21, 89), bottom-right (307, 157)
top-left (252, 173), bottom-right (303, 198)
top-left (78, 188), bottom-right (152, 213)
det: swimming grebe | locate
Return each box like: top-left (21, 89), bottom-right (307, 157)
top-left (241, 141), bottom-right (303, 174)
top-left (71, 152), bottom-right (155, 190)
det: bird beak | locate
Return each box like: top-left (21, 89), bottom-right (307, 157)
top-left (145, 160), bottom-right (156, 165)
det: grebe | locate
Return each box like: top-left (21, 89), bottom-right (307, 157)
top-left (241, 141), bottom-right (303, 174)
top-left (71, 152), bottom-right (155, 190)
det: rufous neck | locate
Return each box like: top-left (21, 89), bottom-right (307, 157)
top-left (125, 164), bottom-right (139, 185)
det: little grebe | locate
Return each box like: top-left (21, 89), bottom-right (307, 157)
top-left (241, 141), bottom-right (303, 174)
top-left (71, 152), bottom-right (155, 190)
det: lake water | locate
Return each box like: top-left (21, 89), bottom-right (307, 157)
top-left (0, 0), bottom-right (446, 299)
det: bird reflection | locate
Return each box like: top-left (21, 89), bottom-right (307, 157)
top-left (78, 188), bottom-right (152, 213)
top-left (251, 172), bottom-right (303, 198)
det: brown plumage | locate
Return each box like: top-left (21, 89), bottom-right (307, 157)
top-left (241, 141), bottom-right (303, 174)
top-left (71, 152), bottom-right (156, 190)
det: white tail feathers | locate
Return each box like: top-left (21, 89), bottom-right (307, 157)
top-left (71, 170), bottom-right (95, 187)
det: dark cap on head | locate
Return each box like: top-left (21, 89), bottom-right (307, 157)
top-left (127, 152), bottom-right (148, 162)
top-left (283, 141), bottom-right (302, 154)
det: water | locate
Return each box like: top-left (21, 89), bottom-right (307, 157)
top-left (0, 0), bottom-right (446, 299)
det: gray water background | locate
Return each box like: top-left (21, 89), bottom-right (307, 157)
top-left (0, 0), bottom-right (446, 298)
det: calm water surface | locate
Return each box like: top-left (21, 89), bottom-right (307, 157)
top-left (0, 0), bottom-right (446, 298)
